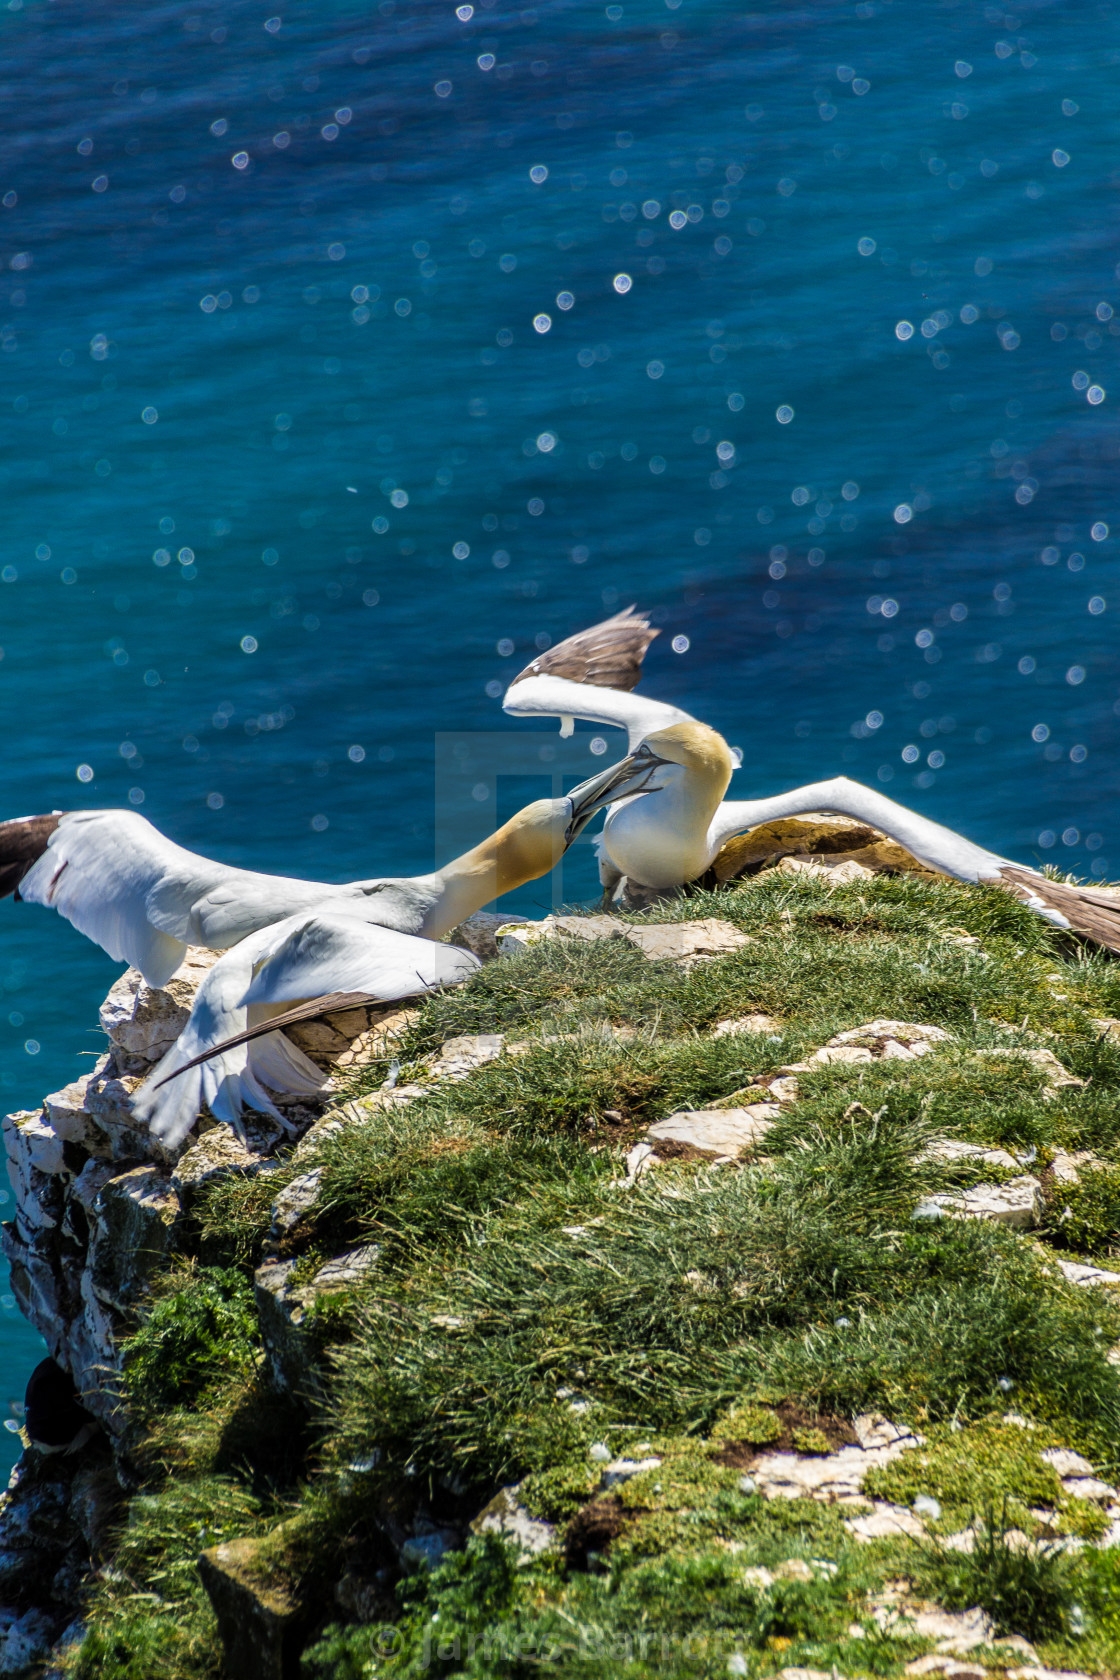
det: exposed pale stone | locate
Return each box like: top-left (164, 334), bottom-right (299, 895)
top-left (313, 1245), bottom-right (381, 1291)
top-left (497, 914), bottom-right (751, 967)
top-left (268, 1170), bottom-right (323, 1242)
top-left (916, 1175), bottom-right (1045, 1229)
top-left (1050, 1150), bottom-right (1095, 1183)
top-left (1062, 1476), bottom-right (1116, 1503)
top-left (625, 918), bottom-right (752, 964)
top-left (774, 854), bottom-right (874, 884)
top-left (710, 814), bottom-right (937, 885)
top-left (710, 1014), bottom-right (780, 1038)
top-left (766, 1076), bottom-right (801, 1105)
top-left (852, 1413), bottom-right (919, 1450)
top-left (172, 1130), bottom-right (271, 1207)
top-left (451, 911), bottom-right (533, 961)
top-left (600, 1457), bottom-right (662, 1490)
top-left (844, 1501), bottom-right (927, 1542)
top-left (88, 1166), bottom-right (181, 1312)
top-left (42, 1080), bottom-right (103, 1150)
top-left (472, 1486), bottom-right (556, 1556)
top-left (750, 1432), bottom-right (919, 1503)
top-left (331, 1006), bottom-right (419, 1069)
top-left (827, 1019), bottom-right (951, 1053)
top-left (99, 948), bottom-right (221, 1065)
top-left (645, 1106), bottom-right (778, 1161)
top-left (811, 1045), bottom-right (873, 1065)
top-left (1041, 1447), bottom-right (1095, 1479)
top-left (1056, 1257), bottom-right (1120, 1288)
top-left (921, 1138), bottom-right (1020, 1171)
top-left (78, 1055), bottom-right (150, 1161)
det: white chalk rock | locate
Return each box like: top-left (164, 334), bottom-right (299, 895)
top-left (711, 1014), bottom-right (780, 1038)
top-left (918, 1176), bottom-right (1044, 1230)
top-left (645, 1105), bottom-right (779, 1161)
top-left (99, 948), bottom-right (221, 1064)
top-left (471, 1485), bottom-right (556, 1556)
top-left (1056, 1258), bottom-right (1120, 1288)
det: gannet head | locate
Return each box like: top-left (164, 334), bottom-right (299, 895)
top-left (482, 754), bottom-right (643, 894)
top-left (600, 721), bottom-right (734, 810)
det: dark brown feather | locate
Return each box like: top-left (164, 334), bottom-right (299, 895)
top-left (999, 865), bottom-right (1120, 954)
top-left (0, 813), bottom-right (64, 901)
top-left (152, 991), bottom-right (376, 1087)
top-left (509, 606), bottom-right (659, 692)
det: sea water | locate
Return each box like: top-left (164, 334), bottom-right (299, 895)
top-left (0, 0), bottom-right (1115, 1459)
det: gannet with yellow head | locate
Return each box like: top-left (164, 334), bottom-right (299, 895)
top-left (0, 753), bottom-right (639, 1147)
top-left (503, 610), bottom-right (1120, 953)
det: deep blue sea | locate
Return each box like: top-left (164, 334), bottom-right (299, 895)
top-left (0, 0), bottom-right (1117, 1457)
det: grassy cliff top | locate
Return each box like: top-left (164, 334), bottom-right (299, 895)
top-left (71, 868), bottom-right (1120, 1679)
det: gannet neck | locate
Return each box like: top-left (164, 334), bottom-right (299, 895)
top-left (503, 673), bottom-right (691, 750)
top-left (420, 798), bottom-right (570, 937)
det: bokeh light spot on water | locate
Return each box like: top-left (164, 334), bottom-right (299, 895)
top-left (529, 164), bottom-right (548, 184)
top-left (858, 237), bottom-right (876, 256)
top-left (894, 504), bottom-right (912, 524)
top-left (776, 405), bottom-right (794, 424)
top-left (533, 313), bottom-right (552, 333)
top-left (589, 736), bottom-right (608, 755)
top-left (76, 764), bottom-right (93, 783)
top-left (647, 360), bottom-right (664, 379)
top-left (612, 273), bottom-right (632, 294)
top-left (1067, 666), bottom-right (1086, 685)
top-left (672, 635), bottom-right (690, 654)
top-left (1089, 596), bottom-right (1106, 615)
top-left (895, 320), bottom-right (914, 340)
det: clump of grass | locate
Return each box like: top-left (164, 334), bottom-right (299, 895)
top-left (865, 1418), bottom-right (1107, 1539)
top-left (123, 1266), bottom-right (259, 1412)
top-left (1045, 1163), bottom-right (1120, 1259)
top-left (915, 1497), bottom-right (1080, 1641)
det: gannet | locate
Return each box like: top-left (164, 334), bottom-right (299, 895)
top-left (0, 758), bottom-right (638, 1146)
top-left (502, 613), bottom-right (1120, 953)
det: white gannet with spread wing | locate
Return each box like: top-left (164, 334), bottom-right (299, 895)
top-left (1, 759), bottom-right (637, 1147)
top-left (502, 610), bottom-right (1120, 953)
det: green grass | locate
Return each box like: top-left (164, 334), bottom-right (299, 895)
top-left (65, 869), bottom-right (1120, 1678)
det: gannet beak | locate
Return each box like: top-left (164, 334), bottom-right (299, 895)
top-left (563, 751), bottom-right (669, 843)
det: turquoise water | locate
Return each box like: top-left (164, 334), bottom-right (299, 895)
top-left (0, 0), bottom-right (1117, 1457)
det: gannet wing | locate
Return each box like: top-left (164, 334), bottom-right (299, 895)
top-left (0, 809), bottom-right (347, 987)
top-left (134, 910), bottom-right (480, 1145)
top-left (705, 777), bottom-right (1120, 952)
top-left (503, 674), bottom-right (692, 750)
top-left (240, 911), bottom-right (480, 1006)
top-left (509, 606), bottom-right (659, 692)
top-left (705, 778), bottom-right (1010, 883)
